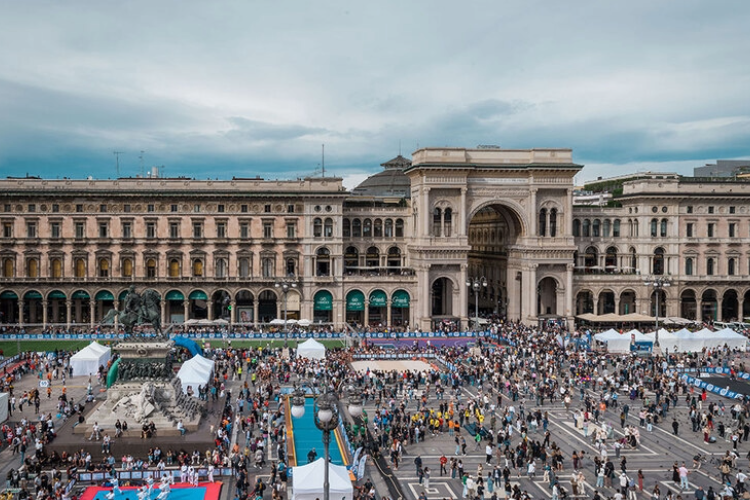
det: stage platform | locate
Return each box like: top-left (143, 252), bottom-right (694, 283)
top-left (80, 482), bottom-right (222, 500)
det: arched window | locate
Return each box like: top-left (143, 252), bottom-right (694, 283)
top-left (342, 218), bottom-right (351, 238)
top-left (193, 259), bottom-right (204, 277)
top-left (98, 258), bottom-right (109, 278)
top-left (650, 218), bottom-right (658, 238)
top-left (27, 258), bottom-right (39, 278)
top-left (169, 259), bottom-right (180, 277)
top-left (573, 219), bottom-right (581, 237)
top-left (352, 219), bottom-right (362, 237)
top-left (707, 257), bottom-right (715, 276)
top-left (215, 258), bottom-right (227, 278)
top-left (685, 257), bottom-right (693, 276)
top-left (549, 209), bottom-right (558, 237)
top-left (605, 246), bottom-right (618, 271)
top-left (373, 219), bottom-right (382, 238)
top-left (395, 219), bottom-right (404, 237)
top-left (384, 219), bottom-right (393, 238)
top-left (363, 219), bottom-right (372, 237)
top-left (729, 257), bottom-right (737, 276)
top-left (592, 219), bottom-right (601, 237)
top-left (584, 246), bottom-right (598, 269)
top-left (238, 257), bottom-right (251, 278)
top-left (324, 218), bottom-right (333, 238)
top-left (613, 219), bottom-right (621, 237)
top-left (51, 258), bottom-right (62, 278)
top-left (366, 246), bottom-right (380, 268)
top-left (122, 258), bottom-right (133, 278)
top-left (582, 219), bottom-right (591, 237)
top-left (432, 208), bottom-right (442, 237)
top-left (602, 219), bottom-right (611, 237)
top-left (313, 218), bottom-right (322, 238)
top-left (660, 218), bottom-right (668, 237)
top-left (75, 258), bottom-right (86, 278)
top-left (316, 248), bottom-right (330, 277)
top-left (2, 258), bottom-right (13, 278)
top-left (261, 256), bottom-right (275, 278)
top-left (146, 258), bottom-right (157, 278)
top-left (387, 247), bottom-right (401, 271)
top-left (538, 208), bottom-right (547, 237)
top-left (630, 247), bottom-right (637, 272)
top-left (344, 246), bottom-right (359, 274)
top-left (653, 248), bottom-right (665, 275)
top-left (632, 220), bottom-right (638, 237)
top-left (444, 208), bottom-right (452, 237)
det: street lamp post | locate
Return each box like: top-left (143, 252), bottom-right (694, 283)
top-left (274, 280), bottom-right (297, 347)
top-left (644, 276), bottom-right (671, 354)
top-left (291, 382), bottom-right (362, 500)
top-left (466, 276), bottom-right (487, 331)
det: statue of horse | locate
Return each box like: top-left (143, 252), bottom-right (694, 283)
top-left (101, 288), bottom-right (163, 338)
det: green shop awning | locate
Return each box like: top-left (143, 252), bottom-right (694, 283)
top-left (346, 290), bottom-right (365, 312)
top-left (189, 290), bottom-right (208, 300)
top-left (24, 291), bottom-right (43, 300)
top-left (0, 291), bottom-right (18, 299)
top-left (166, 290), bottom-right (185, 301)
top-left (313, 290), bottom-right (333, 311)
top-left (95, 290), bottom-right (115, 301)
top-left (72, 291), bottom-right (90, 300)
top-left (48, 291), bottom-right (66, 299)
top-left (392, 290), bottom-right (410, 308)
top-left (369, 290), bottom-right (387, 308)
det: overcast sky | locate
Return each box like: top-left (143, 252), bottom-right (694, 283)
top-left (1, 1), bottom-right (749, 188)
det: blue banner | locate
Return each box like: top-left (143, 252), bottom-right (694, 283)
top-left (679, 373), bottom-right (747, 400)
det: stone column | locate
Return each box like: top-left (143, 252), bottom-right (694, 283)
top-left (183, 300), bottom-right (190, 322)
top-left (716, 298), bottom-right (723, 322)
top-left (364, 301), bottom-right (370, 329)
top-left (566, 263), bottom-right (574, 326)
top-left (42, 300), bottom-right (48, 328)
top-left (508, 268), bottom-right (521, 322)
top-left (696, 298), bottom-right (703, 322)
top-left (523, 264), bottom-right (538, 322)
top-left (66, 300), bottom-right (72, 330)
top-left (459, 264), bottom-right (469, 330)
top-left (253, 301), bottom-right (259, 327)
top-left (614, 297), bottom-right (621, 316)
top-left (18, 300), bottom-right (24, 328)
top-left (89, 300), bottom-right (96, 329)
top-left (387, 300), bottom-right (392, 328)
top-left (230, 300), bottom-right (236, 326)
top-left (459, 188), bottom-right (467, 237)
top-left (530, 188), bottom-right (538, 236)
top-left (160, 299), bottom-right (167, 327)
top-left (593, 297), bottom-right (600, 316)
top-left (113, 300), bottom-right (119, 331)
top-left (566, 189), bottom-right (574, 236)
top-left (422, 187), bottom-right (431, 237)
top-left (208, 301), bottom-right (214, 321)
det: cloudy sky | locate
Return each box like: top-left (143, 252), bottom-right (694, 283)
top-left (1, 1), bottom-right (749, 188)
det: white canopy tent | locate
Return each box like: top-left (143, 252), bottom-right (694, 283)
top-left (176, 354), bottom-right (215, 394)
top-left (705, 328), bottom-right (747, 351)
top-left (297, 338), bottom-right (326, 360)
top-left (594, 329), bottom-right (653, 353)
top-left (70, 342), bottom-right (111, 376)
top-left (292, 458), bottom-right (353, 500)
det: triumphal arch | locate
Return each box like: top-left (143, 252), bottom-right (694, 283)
top-left (404, 147), bottom-right (582, 332)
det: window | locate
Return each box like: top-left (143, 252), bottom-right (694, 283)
top-left (215, 258), bottom-right (227, 278)
top-left (217, 222), bottom-right (227, 238)
top-left (582, 219), bottom-right (590, 237)
top-left (730, 206), bottom-right (736, 214)
top-left (146, 258), bottom-right (157, 277)
top-left (50, 222), bottom-right (60, 239)
top-left (122, 258), bottom-right (133, 277)
top-left (169, 259), bottom-right (180, 277)
top-left (287, 204), bottom-right (295, 213)
top-left (729, 258), bottom-right (737, 276)
top-left (263, 221), bottom-right (273, 239)
top-left (52, 204), bottom-right (59, 213)
top-left (286, 258), bottom-right (296, 276)
top-left (708, 206), bottom-right (714, 214)
top-left (192, 259), bottom-right (204, 277)
top-left (729, 223), bottom-right (737, 238)
top-left (707, 223), bottom-right (715, 238)
top-left (264, 204), bottom-right (271, 213)
top-left (2, 258), bottom-right (13, 277)
top-left (650, 219), bottom-right (658, 237)
top-left (363, 219), bottom-right (372, 237)
top-left (76, 204), bottom-right (83, 213)
top-left (171, 204), bottom-right (178, 212)
top-left (433, 208), bottom-right (442, 237)
top-left (99, 258), bottom-right (109, 278)
top-left (395, 219), bottom-right (404, 237)
top-left (239, 258), bottom-right (251, 277)
top-left (3, 204), bottom-right (10, 212)
top-left (384, 219), bottom-right (393, 238)
top-left (26, 221), bottom-right (37, 238)
top-left (193, 204), bottom-right (201, 213)
top-left (352, 219), bottom-right (362, 237)
top-left (170, 222), bottom-right (180, 239)
top-left (444, 209), bottom-right (452, 237)
top-left (613, 219), bottom-right (621, 238)
top-left (2, 222), bottom-right (11, 238)
top-left (549, 209), bottom-right (558, 237)
top-left (343, 219), bottom-right (351, 238)
top-left (123, 204), bottom-right (131, 213)
top-left (686, 223), bottom-right (694, 237)
top-left (685, 257), bottom-right (693, 276)
top-left (286, 222), bottom-right (296, 239)
top-left (538, 209), bottom-right (547, 237)
top-left (98, 222), bottom-right (108, 238)
top-left (193, 222), bottom-right (203, 238)
top-left (653, 248), bottom-right (665, 275)
top-left (324, 218), bottom-right (333, 238)
top-left (241, 204), bottom-right (248, 213)
top-left (26, 258), bottom-right (39, 278)
top-left (572, 219), bottom-right (581, 237)
top-left (660, 219), bottom-right (667, 237)
top-left (147, 204), bottom-right (155, 213)
top-left (218, 204), bottom-right (225, 213)
top-left (146, 222), bottom-right (156, 239)
top-left (28, 204), bottom-right (35, 213)
top-left (100, 204), bottom-right (107, 213)
top-left (313, 218), bottom-right (322, 237)
top-left (75, 258), bottom-right (86, 278)
top-left (686, 206), bottom-right (693, 214)
top-left (592, 219), bottom-right (600, 237)
top-left (316, 248), bottom-right (331, 276)
top-left (261, 256), bottom-right (274, 278)
top-left (75, 222), bottom-right (85, 239)
top-left (51, 258), bottom-right (62, 278)
top-left (122, 222), bottom-right (132, 239)
top-left (240, 223), bottom-right (250, 239)
top-left (706, 257), bottom-right (715, 276)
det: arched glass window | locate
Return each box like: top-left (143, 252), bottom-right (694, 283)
top-left (169, 259), bottom-right (180, 277)
top-left (707, 257), bottom-right (715, 276)
top-left (660, 218), bottom-right (667, 237)
top-left (193, 259), bottom-right (204, 277)
top-left (549, 209), bottom-right (558, 237)
top-left (342, 218), bottom-right (351, 238)
top-left (98, 258), bottom-right (109, 278)
top-left (352, 219), bottom-right (362, 237)
top-left (146, 258), bottom-right (157, 278)
top-left (729, 257), bottom-right (736, 276)
top-left (384, 219), bottom-right (393, 238)
top-left (366, 246), bottom-right (379, 268)
top-left (2, 258), bottom-right (13, 278)
top-left (653, 248), bottom-right (665, 275)
top-left (538, 208), bottom-right (547, 237)
top-left (387, 246), bottom-right (401, 271)
top-left (324, 218), bottom-right (333, 238)
top-left (602, 219), bottom-right (611, 237)
top-left (395, 219), bottom-right (404, 237)
top-left (313, 218), bottom-right (322, 238)
top-left (373, 219), bottom-right (382, 238)
top-left (239, 258), bottom-right (251, 278)
top-left (51, 258), bottom-right (62, 278)
top-left (344, 246), bottom-right (359, 274)
top-left (316, 248), bottom-right (330, 277)
top-left (630, 247), bottom-right (637, 272)
top-left (613, 219), bottom-right (621, 237)
top-left (685, 257), bottom-right (693, 276)
top-left (592, 219), bottom-right (601, 237)
top-left (444, 208), bottom-right (452, 237)
top-left (573, 219), bottom-right (581, 237)
top-left (650, 218), bottom-right (658, 237)
top-left (363, 219), bottom-right (372, 237)
top-left (632, 220), bottom-right (638, 237)
top-left (27, 258), bottom-right (39, 278)
top-left (122, 258), bottom-right (133, 277)
top-left (432, 208), bottom-right (442, 237)
top-left (261, 256), bottom-right (275, 278)
top-left (215, 258), bottom-right (227, 278)
top-left (75, 258), bottom-right (86, 278)
top-left (584, 246), bottom-right (598, 269)
top-left (582, 219), bottom-right (591, 237)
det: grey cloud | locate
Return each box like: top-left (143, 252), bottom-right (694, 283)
top-left (223, 117), bottom-right (329, 142)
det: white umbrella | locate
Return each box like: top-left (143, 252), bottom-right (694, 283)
top-left (297, 319), bottom-right (311, 327)
top-left (285, 319), bottom-right (298, 325)
top-left (213, 319), bottom-right (229, 325)
top-left (269, 319), bottom-right (286, 325)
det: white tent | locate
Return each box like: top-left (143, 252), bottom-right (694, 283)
top-left (176, 355), bottom-right (215, 394)
top-left (0, 393), bottom-right (8, 423)
top-left (594, 329), bottom-right (653, 353)
top-left (70, 342), bottom-right (111, 376)
top-left (705, 328), bottom-right (748, 351)
top-left (297, 338), bottom-right (326, 360)
top-left (292, 458), bottom-right (353, 500)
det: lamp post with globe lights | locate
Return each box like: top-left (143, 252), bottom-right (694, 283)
top-left (274, 279), bottom-right (297, 347)
top-left (644, 276), bottom-right (671, 354)
top-left (290, 382), bottom-right (362, 500)
top-left (466, 276), bottom-right (487, 332)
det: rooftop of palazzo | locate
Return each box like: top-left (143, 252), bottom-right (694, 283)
top-left (408, 147), bottom-right (581, 169)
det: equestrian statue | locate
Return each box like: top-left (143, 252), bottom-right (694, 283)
top-left (101, 285), bottom-right (163, 338)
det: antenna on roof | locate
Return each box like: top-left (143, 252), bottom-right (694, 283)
top-left (321, 144), bottom-right (325, 177)
top-left (113, 151), bottom-right (124, 177)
